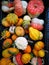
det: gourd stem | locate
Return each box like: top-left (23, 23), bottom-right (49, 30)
top-left (0, 35), bottom-right (5, 40)
top-left (44, 50), bottom-right (48, 53)
top-left (28, 40), bottom-right (33, 43)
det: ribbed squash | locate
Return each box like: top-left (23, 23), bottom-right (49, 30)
top-left (34, 41), bottom-right (44, 51)
top-left (0, 58), bottom-right (11, 65)
top-left (21, 53), bottom-right (31, 64)
top-left (29, 27), bottom-right (42, 40)
top-left (6, 13), bottom-right (18, 25)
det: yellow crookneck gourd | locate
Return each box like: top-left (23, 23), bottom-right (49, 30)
top-left (29, 27), bottom-right (42, 40)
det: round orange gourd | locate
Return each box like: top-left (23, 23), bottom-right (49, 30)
top-left (33, 49), bottom-right (38, 57)
top-left (3, 38), bottom-right (12, 48)
top-left (34, 41), bottom-right (44, 51)
top-left (24, 45), bottom-right (31, 53)
top-left (11, 34), bottom-right (17, 41)
top-left (0, 58), bottom-right (11, 65)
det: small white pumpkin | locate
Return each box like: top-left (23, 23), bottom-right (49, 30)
top-left (9, 26), bottom-right (16, 34)
top-left (15, 37), bottom-right (28, 50)
top-left (23, 15), bottom-right (31, 21)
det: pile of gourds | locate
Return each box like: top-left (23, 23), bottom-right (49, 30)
top-left (0, 0), bottom-right (45, 65)
top-left (0, 13), bottom-right (45, 65)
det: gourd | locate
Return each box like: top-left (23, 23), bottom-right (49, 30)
top-left (2, 48), bottom-right (19, 58)
top-left (2, 18), bottom-right (10, 27)
top-left (3, 38), bottom-right (12, 49)
top-left (24, 45), bottom-right (31, 53)
top-left (11, 34), bottom-right (17, 41)
top-left (16, 18), bottom-right (23, 26)
top-left (34, 41), bottom-right (44, 51)
top-left (1, 30), bottom-right (10, 39)
top-left (2, 49), bottom-right (11, 58)
top-left (15, 26), bottom-right (25, 36)
top-left (0, 58), bottom-right (11, 65)
top-left (8, 48), bottom-right (19, 55)
top-left (29, 27), bottom-right (43, 40)
top-left (21, 53), bottom-right (31, 64)
top-left (6, 13), bottom-right (18, 25)
top-left (33, 49), bottom-right (38, 57)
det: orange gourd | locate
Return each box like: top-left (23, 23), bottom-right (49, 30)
top-left (24, 45), bottom-right (31, 53)
top-left (0, 58), bottom-right (11, 65)
top-left (1, 30), bottom-right (10, 39)
top-left (34, 41), bottom-right (44, 51)
top-left (11, 34), bottom-right (17, 41)
top-left (33, 49), bottom-right (38, 57)
top-left (16, 18), bottom-right (23, 26)
top-left (3, 38), bottom-right (12, 48)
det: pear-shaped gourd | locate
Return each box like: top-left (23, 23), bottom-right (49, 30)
top-left (29, 27), bottom-right (43, 40)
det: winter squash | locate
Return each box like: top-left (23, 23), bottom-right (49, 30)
top-left (34, 41), bottom-right (44, 51)
top-left (3, 38), bottom-right (12, 49)
top-left (21, 53), bottom-right (31, 64)
top-left (0, 58), bottom-right (11, 65)
top-left (6, 13), bottom-right (18, 25)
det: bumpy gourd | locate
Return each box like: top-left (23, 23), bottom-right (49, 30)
top-left (6, 13), bottom-right (18, 25)
top-left (29, 27), bottom-right (43, 40)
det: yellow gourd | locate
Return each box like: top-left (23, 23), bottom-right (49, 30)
top-left (21, 53), bottom-right (31, 64)
top-left (2, 49), bottom-right (11, 58)
top-left (6, 13), bottom-right (18, 25)
top-left (38, 49), bottom-right (45, 57)
top-left (2, 18), bottom-right (10, 27)
top-left (2, 48), bottom-right (19, 58)
top-left (29, 27), bottom-right (43, 40)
